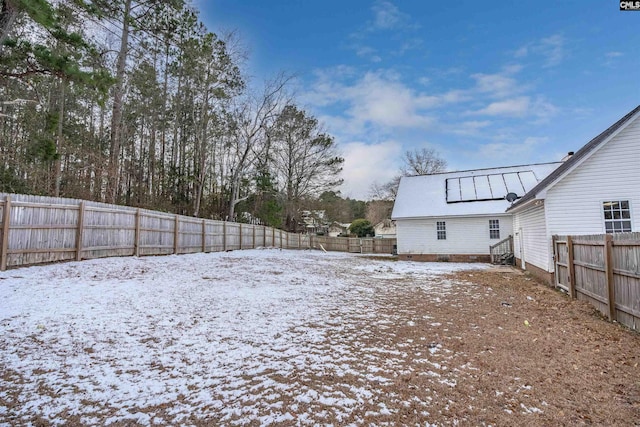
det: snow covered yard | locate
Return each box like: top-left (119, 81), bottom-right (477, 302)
top-left (2, 249), bottom-right (640, 426)
top-left (0, 249), bottom-right (483, 426)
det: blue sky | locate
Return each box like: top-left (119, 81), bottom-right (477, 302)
top-left (197, 0), bottom-right (640, 200)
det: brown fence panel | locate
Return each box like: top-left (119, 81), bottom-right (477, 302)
top-left (205, 221), bottom-right (225, 252)
top-left (82, 205), bottom-right (136, 259)
top-left (138, 210), bottom-right (175, 256)
top-left (225, 223), bottom-right (241, 250)
top-left (179, 217), bottom-right (204, 254)
top-left (0, 193), bottom-right (398, 270)
top-left (611, 233), bottom-right (640, 329)
top-left (7, 200), bottom-right (80, 267)
top-left (554, 233), bottom-right (640, 331)
top-left (572, 235), bottom-right (608, 316)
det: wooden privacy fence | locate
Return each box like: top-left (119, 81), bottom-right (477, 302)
top-left (0, 193), bottom-right (396, 270)
top-left (553, 233), bottom-right (640, 331)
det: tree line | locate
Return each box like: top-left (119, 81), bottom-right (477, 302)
top-left (0, 0), bottom-right (344, 231)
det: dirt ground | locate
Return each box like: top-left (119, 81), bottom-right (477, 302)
top-left (383, 268), bottom-right (640, 426)
top-left (2, 256), bottom-right (640, 426)
top-left (108, 267), bottom-right (640, 425)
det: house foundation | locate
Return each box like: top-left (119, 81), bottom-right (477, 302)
top-left (514, 258), bottom-right (554, 285)
top-left (398, 254), bottom-right (491, 263)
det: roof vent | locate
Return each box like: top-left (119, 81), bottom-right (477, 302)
top-left (561, 151), bottom-right (574, 162)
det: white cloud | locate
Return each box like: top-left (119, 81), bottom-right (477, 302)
top-left (604, 51), bottom-right (623, 67)
top-left (475, 136), bottom-right (549, 164)
top-left (339, 140), bottom-right (402, 199)
top-left (346, 1), bottom-right (421, 61)
top-left (449, 120), bottom-right (492, 136)
top-left (530, 96), bottom-right (558, 122)
top-left (371, 0), bottom-right (410, 30)
top-left (468, 95), bottom-right (558, 121)
top-left (470, 64), bottom-right (524, 99)
top-left (514, 34), bottom-right (566, 67)
top-left (471, 73), bottom-right (520, 99)
top-left (346, 72), bottom-right (438, 128)
top-left (300, 66), bottom-right (356, 107)
top-left (305, 70), bottom-right (456, 133)
top-left (472, 97), bottom-right (531, 117)
top-left (397, 38), bottom-right (423, 55)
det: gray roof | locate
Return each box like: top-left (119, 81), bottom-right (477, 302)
top-left (507, 104), bottom-right (640, 211)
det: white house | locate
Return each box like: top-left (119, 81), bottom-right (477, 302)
top-left (507, 105), bottom-right (640, 283)
top-left (300, 210), bottom-right (328, 234)
top-left (328, 221), bottom-right (350, 237)
top-left (391, 162), bottom-right (561, 262)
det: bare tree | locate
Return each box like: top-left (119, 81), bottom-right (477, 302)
top-left (270, 104), bottom-right (344, 231)
top-left (365, 200), bottom-right (393, 225)
top-left (225, 74), bottom-right (291, 221)
top-left (400, 148), bottom-right (447, 176)
top-left (370, 147), bottom-right (447, 201)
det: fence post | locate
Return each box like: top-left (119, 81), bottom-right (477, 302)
top-left (223, 221), bottom-right (227, 251)
top-left (252, 225), bottom-right (256, 249)
top-left (272, 227), bottom-right (275, 247)
top-left (133, 209), bottom-right (141, 257)
top-left (75, 201), bottom-right (86, 261)
top-left (202, 219), bottom-right (207, 253)
top-left (1, 196), bottom-right (11, 271)
top-left (286, 232), bottom-right (289, 249)
top-left (239, 223), bottom-right (243, 250)
top-left (604, 234), bottom-right (615, 321)
top-left (298, 233), bottom-right (301, 249)
top-left (567, 235), bottom-right (576, 299)
top-left (174, 215), bottom-right (180, 254)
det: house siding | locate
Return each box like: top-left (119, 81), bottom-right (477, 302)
top-left (545, 116), bottom-right (640, 237)
top-left (513, 205), bottom-right (549, 272)
top-left (514, 114), bottom-right (640, 275)
top-left (396, 215), bottom-right (512, 257)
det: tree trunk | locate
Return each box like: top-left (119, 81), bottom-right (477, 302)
top-left (52, 79), bottom-right (65, 197)
top-left (107, 0), bottom-right (132, 204)
top-left (0, 0), bottom-right (20, 53)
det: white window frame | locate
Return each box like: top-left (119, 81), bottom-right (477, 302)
top-left (436, 221), bottom-right (446, 240)
top-left (602, 200), bottom-right (632, 234)
top-left (489, 219), bottom-right (500, 239)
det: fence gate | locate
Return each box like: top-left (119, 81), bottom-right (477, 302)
top-left (552, 236), bottom-right (570, 292)
top-left (348, 238), bottom-right (361, 253)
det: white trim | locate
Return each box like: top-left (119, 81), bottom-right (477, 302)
top-left (393, 212), bottom-right (514, 221)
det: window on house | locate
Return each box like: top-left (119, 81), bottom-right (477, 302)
top-left (603, 201), bottom-right (632, 233)
top-left (489, 219), bottom-right (500, 239)
top-left (436, 221), bottom-right (446, 240)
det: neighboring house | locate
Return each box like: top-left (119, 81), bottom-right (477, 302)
top-left (328, 221), bottom-right (350, 237)
top-left (391, 162), bottom-right (562, 262)
top-left (507, 105), bottom-right (640, 284)
top-left (373, 219), bottom-right (396, 238)
top-left (300, 210), bottom-right (329, 234)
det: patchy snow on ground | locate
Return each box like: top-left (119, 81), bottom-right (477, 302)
top-left (0, 249), bottom-right (487, 426)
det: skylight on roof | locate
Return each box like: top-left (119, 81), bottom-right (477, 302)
top-left (445, 171), bottom-right (539, 203)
